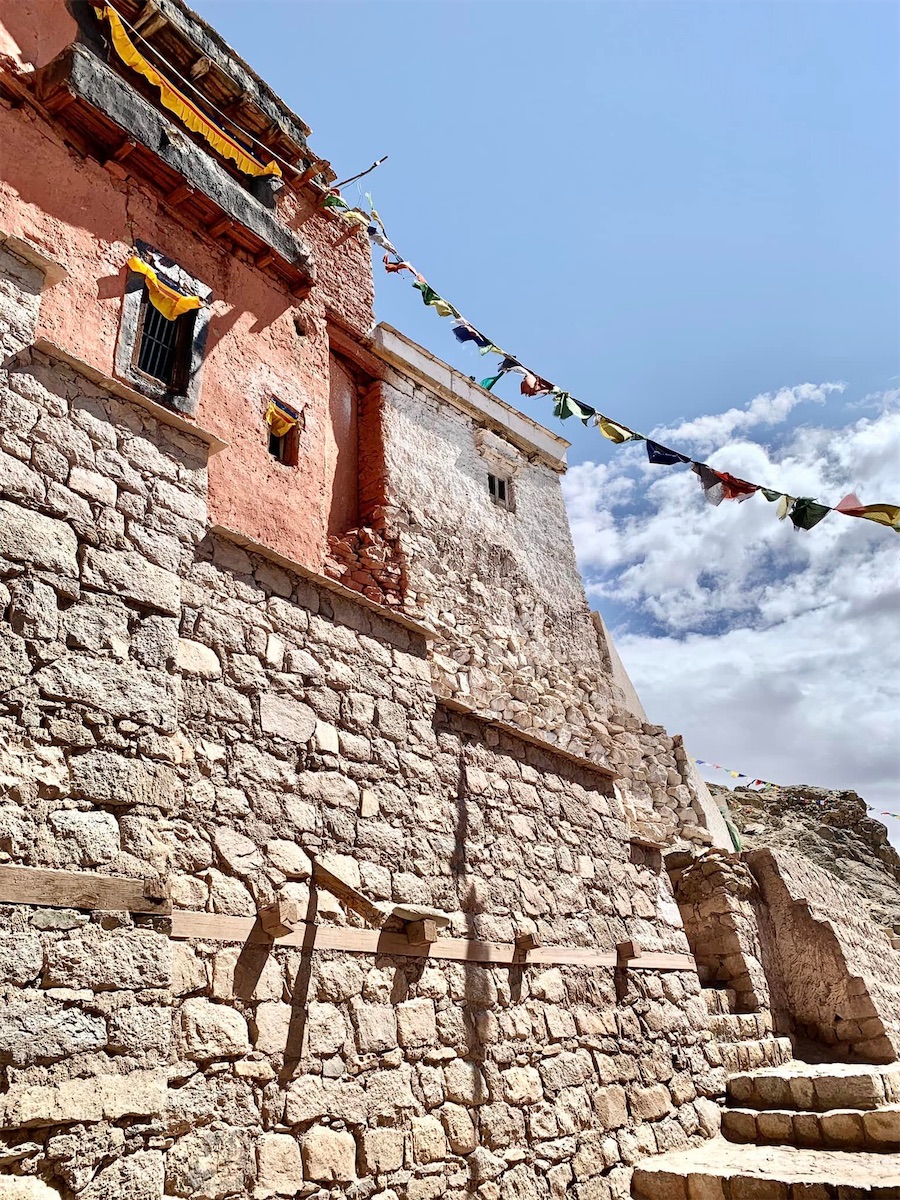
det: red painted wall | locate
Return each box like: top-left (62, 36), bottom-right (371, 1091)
top-left (0, 2), bottom-right (79, 71)
top-left (0, 85), bottom-right (376, 571)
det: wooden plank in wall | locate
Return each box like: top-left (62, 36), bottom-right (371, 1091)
top-left (169, 911), bottom-right (695, 971)
top-left (0, 865), bottom-right (172, 915)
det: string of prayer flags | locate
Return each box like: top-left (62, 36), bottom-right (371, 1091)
top-left (265, 398), bottom-right (300, 438)
top-left (333, 191), bottom-right (899, 537)
top-left (788, 498), bottom-right (831, 531)
top-left (836, 494), bottom-right (900, 533)
top-left (127, 255), bottom-right (203, 321)
top-left (646, 441), bottom-right (691, 466)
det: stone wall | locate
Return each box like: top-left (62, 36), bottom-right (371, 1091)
top-left (0, 242), bottom-right (724, 1197)
top-left (671, 851), bottom-right (770, 1015)
top-left (748, 848), bottom-right (900, 1063)
top-left (374, 358), bottom-right (723, 853)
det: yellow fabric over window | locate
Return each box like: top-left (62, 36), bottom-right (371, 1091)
top-left (265, 400), bottom-right (299, 439)
top-left (95, 6), bottom-right (282, 179)
top-left (128, 255), bottom-right (203, 321)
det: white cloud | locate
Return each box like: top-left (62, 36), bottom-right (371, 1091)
top-left (653, 382), bottom-right (845, 453)
top-left (563, 389), bottom-right (900, 845)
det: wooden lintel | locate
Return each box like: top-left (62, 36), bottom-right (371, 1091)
top-left (169, 911), bottom-right (696, 971)
top-left (0, 865), bottom-right (171, 915)
top-left (254, 251), bottom-right (275, 270)
top-left (311, 861), bottom-right (385, 928)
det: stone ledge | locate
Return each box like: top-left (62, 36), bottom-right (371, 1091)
top-left (438, 695), bottom-right (617, 780)
top-left (210, 524), bottom-right (437, 640)
top-left (32, 338), bottom-right (228, 453)
top-left (0, 230), bottom-right (68, 286)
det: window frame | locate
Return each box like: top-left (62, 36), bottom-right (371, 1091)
top-left (114, 240), bottom-right (211, 415)
top-left (487, 471), bottom-right (514, 511)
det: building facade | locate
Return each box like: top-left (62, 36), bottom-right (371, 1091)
top-left (0, 4), bottom-right (898, 1199)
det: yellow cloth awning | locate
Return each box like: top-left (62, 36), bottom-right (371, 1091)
top-left (95, 6), bottom-right (282, 179)
top-left (128, 255), bottom-right (203, 321)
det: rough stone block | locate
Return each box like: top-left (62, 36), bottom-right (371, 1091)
top-left (285, 1076), bottom-right (367, 1126)
top-left (306, 1002), bottom-right (348, 1057)
top-left (0, 933), bottom-right (43, 984)
top-left (501, 1066), bottom-right (542, 1105)
top-left (440, 1101), bottom-right (477, 1154)
top-left (257, 1133), bottom-right (304, 1196)
top-left (48, 809), bottom-right (119, 866)
top-left (362, 1127), bottom-right (405, 1174)
top-left (411, 1115), bottom-right (446, 1164)
top-left (165, 1127), bottom-right (253, 1200)
top-left (180, 998), bottom-right (250, 1060)
top-left (397, 997), bottom-right (437, 1048)
top-left (352, 1000), bottom-right (398, 1053)
top-left (0, 995), bottom-right (106, 1065)
top-left (36, 655), bottom-right (175, 729)
top-left (0, 499), bottom-right (78, 574)
top-left (176, 638), bottom-right (222, 678)
top-left (630, 1084), bottom-right (674, 1122)
top-left (444, 1059), bottom-right (490, 1106)
top-left (82, 547), bottom-right (180, 614)
top-left (259, 694), bottom-right (317, 742)
top-left (0, 1068), bottom-right (165, 1128)
top-left (301, 1127), bottom-right (357, 1182)
top-left (44, 926), bottom-right (170, 990)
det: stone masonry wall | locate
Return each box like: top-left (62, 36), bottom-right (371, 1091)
top-left (748, 848), bottom-right (900, 1063)
top-left (375, 366), bottom-right (720, 852)
top-left (0, 244), bottom-right (726, 1196)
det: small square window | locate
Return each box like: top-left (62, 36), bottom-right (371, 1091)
top-left (488, 472), bottom-right (513, 510)
top-left (268, 426), bottom-right (300, 466)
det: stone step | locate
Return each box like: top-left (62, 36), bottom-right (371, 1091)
top-left (714, 1036), bottom-right (794, 1075)
top-left (728, 1061), bottom-right (900, 1113)
top-left (709, 1011), bottom-right (774, 1040)
top-left (702, 987), bottom-right (738, 1016)
top-left (723, 1104), bottom-right (900, 1152)
top-left (632, 1139), bottom-right (900, 1199)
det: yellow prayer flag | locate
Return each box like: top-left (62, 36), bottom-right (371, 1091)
top-left (96, 6), bottom-right (281, 179)
top-left (597, 417), bottom-right (635, 444)
top-left (855, 504), bottom-right (900, 531)
top-left (127, 255), bottom-right (202, 321)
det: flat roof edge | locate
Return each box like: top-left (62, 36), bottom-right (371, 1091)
top-left (370, 324), bottom-right (570, 472)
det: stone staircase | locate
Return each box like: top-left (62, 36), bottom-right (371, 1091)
top-left (702, 986), bottom-right (794, 1075)
top-left (723, 1061), bottom-right (900, 1152)
top-left (633, 1061), bottom-right (900, 1199)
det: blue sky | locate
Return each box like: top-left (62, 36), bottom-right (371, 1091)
top-left (195, 1), bottom-right (899, 831)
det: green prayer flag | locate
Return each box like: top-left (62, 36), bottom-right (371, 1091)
top-left (789, 498), bottom-right (831, 530)
top-left (553, 391), bottom-right (595, 424)
top-left (761, 489), bottom-right (782, 502)
top-left (481, 374), bottom-right (503, 391)
top-left (414, 281), bottom-right (441, 306)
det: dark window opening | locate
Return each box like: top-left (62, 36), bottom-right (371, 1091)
top-left (132, 287), bottom-right (196, 391)
top-left (488, 472), bottom-right (512, 509)
top-left (267, 427), bottom-right (300, 466)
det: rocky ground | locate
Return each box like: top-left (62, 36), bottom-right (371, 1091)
top-left (710, 783), bottom-right (900, 932)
